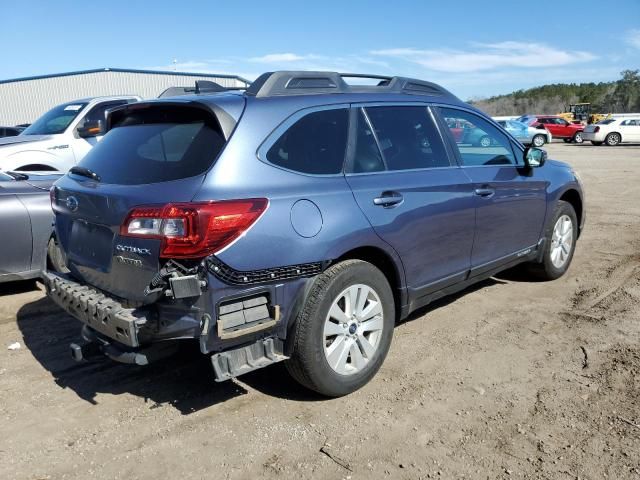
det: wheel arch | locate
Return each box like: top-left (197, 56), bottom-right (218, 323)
top-left (334, 246), bottom-right (407, 322)
top-left (559, 189), bottom-right (583, 237)
top-left (15, 164), bottom-right (59, 172)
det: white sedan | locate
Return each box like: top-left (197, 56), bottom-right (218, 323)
top-left (582, 117), bottom-right (640, 146)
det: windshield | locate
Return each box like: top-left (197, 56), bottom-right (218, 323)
top-left (22, 102), bottom-right (88, 135)
top-left (597, 118), bottom-right (616, 125)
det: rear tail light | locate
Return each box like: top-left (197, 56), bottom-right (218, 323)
top-left (593, 126), bottom-right (600, 133)
top-left (120, 199), bottom-right (268, 258)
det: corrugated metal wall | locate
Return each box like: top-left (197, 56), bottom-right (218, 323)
top-left (0, 70), bottom-right (249, 125)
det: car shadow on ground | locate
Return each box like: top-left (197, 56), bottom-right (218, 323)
top-left (16, 296), bottom-right (251, 414)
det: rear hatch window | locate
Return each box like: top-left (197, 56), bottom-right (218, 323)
top-left (75, 105), bottom-right (226, 185)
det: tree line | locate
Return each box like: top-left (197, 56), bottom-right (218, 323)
top-left (470, 70), bottom-right (640, 116)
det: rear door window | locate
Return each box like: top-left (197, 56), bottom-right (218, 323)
top-left (360, 105), bottom-right (450, 171)
top-left (74, 106), bottom-right (226, 185)
top-left (439, 108), bottom-right (518, 166)
top-left (266, 108), bottom-right (348, 174)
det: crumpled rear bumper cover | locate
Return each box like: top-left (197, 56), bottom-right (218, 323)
top-left (43, 271), bottom-right (145, 347)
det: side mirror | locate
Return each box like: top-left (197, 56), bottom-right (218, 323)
top-left (77, 120), bottom-right (104, 138)
top-left (524, 147), bottom-right (547, 168)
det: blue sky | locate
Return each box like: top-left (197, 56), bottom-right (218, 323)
top-left (2, 0), bottom-right (639, 99)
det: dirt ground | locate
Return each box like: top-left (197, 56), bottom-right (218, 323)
top-left (1, 141), bottom-right (639, 480)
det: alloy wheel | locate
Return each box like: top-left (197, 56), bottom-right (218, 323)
top-left (550, 214), bottom-right (574, 269)
top-left (323, 284), bottom-right (384, 375)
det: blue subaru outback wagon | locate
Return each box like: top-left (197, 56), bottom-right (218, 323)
top-left (45, 71), bottom-right (585, 396)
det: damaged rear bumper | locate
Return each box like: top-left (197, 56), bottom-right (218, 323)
top-left (43, 271), bottom-right (146, 347)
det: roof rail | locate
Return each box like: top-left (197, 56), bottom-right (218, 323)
top-left (244, 71), bottom-right (456, 99)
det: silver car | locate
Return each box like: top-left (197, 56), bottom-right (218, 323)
top-left (0, 171), bottom-right (65, 283)
top-left (497, 119), bottom-right (552, 147)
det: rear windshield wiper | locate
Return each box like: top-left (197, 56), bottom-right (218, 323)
top-left (5, 171), bottom-right (29, 181)
top-left (70, 166), bottom-right (101, 182)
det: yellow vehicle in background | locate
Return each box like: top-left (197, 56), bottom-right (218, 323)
top-left (558, 103), bottom-right (610, 124)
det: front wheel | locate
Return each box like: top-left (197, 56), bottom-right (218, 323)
top-left (527, 200), bottom-right (577, 280)
top-left (573, 132), bottom-right (584, 144)
top-left (286, 260), bottom-right (395, 397)
top-left (532, 134), bottom-right (546, 147)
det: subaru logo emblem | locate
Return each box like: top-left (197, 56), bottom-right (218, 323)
top-left (66, 196), bottom-right (79, 211)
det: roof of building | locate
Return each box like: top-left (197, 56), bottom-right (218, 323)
top-left (0, 67), bottom-right (251, 85)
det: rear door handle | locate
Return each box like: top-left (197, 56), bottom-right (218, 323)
top-left (474, 187), bottom-right (495, 197)
top-left (373, 191), bottom-right (404, 207)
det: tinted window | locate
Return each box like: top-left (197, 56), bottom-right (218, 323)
top-left (440, 108), bottom-right (517, 166)
top-left (75, 107), bottom-right (225, 185)
top-left (363, 106), bottom-right (449, 170)
top-left (351, 109), bottom-right (385, 173)
top-left (266, 108), bottom-right (348, 174)
top-left (23, 102), bottom-right (88, 135)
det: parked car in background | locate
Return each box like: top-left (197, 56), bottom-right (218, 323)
top-left (0, 96), bottom-right (140, 173)
top-left (45, 71), bottom-right (584, 397)
top-left (0, 171), bottom-right (66, 283)
top-left (517, 114), bottom-right (585, 143)
top-left (582, 117), bottom-right (640, 146)
top-left (0, 126), bottom-right (24, 138)
top-left (496, 119), bottom-right (552, 147)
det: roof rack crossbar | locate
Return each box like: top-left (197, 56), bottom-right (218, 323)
top-left (244, 71), bottom-right (457, 99)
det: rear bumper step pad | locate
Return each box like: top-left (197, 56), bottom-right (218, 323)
top-left (211, 338), bottom-right (288, 382)
top-left (43, 271), bottom-right (145, 347)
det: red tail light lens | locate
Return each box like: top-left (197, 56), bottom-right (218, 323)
top-left (593, 126), bottom-right (600, 133)
top-left (120, 199), bottom-right (268, 258)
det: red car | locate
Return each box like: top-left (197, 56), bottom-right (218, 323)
top-left (519, 115), bottom-right (584, 143)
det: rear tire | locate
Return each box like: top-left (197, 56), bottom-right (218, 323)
top-left (532, 134), bottom-right (546, 147)
top-left (285, 260), bottom-right (395, 397)
top-left (591, 141), bottom-right (603, 146)
top-left (527, 200), bottom-right (577, 280)
top-left (47, 237), bottom-right (69, 273)
top-left (605, 132), bottom-right (621, 146)
top-left (573, 132), bottom-right (584, 144)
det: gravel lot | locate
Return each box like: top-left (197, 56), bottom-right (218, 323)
top-left (1, 141), bottom-right (639, 480)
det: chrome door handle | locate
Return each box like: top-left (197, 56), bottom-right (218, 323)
top-left (474, 188), bottom-right (495, 197)
top-left (373, 192), bottom-right (403, 207)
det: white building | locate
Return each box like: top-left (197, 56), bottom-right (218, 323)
top-left (0, 68), bottom-right (250, 125)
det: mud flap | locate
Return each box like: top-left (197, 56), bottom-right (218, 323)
top-left (211, 338), bottom-right (288, 382)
